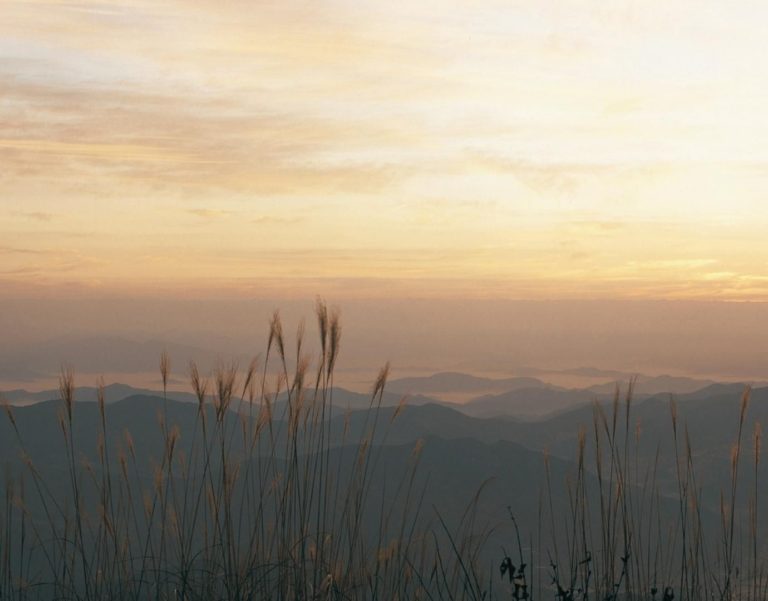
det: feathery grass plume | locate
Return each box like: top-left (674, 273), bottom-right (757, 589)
top-left (166, 425), bottom-right (180, 461)
top-left (392, 395), bottom-right (408, 423)
top-left (314, 298), bottom-right (332, 399)
top-left (189, 359), bottom-right (209, 413)
top-left (241, 356), bottom-right (260, 401)
top-left (269, 310), bottom-right (286, 366)
top-left (214, 361), bottom-right (238, 422)
top-left (720, 385), bottom-right (752, 600)
top-left (152, 464), bottom-right (164, 495)
top-left (730, 442), bottom-right (740, 476)
top-left (372, 362), bottom-right (391, 402)
top-left (412, 438), bottom-right (425, 460)
top-left (740, 385), bottom-right (751, 425)
top-left (753, 421), bottom-right (762, 601)
top-left (256, 392), bottom-right (273, 433)
top-left (294, 353), bottom-right (311, 398)
top-left (295, 317), bottom-right (305, 364)
top-left (96, 377), bottom-right (105, 419)
top-left (160, 350), bottom-right (170, 394)
top-left (327, 307), bottom-right (341, 379)
top-left (316, 297), bottom-right (329, 358)
top-left (123, 429), bottom-right (135, 460)
top-left (59, 365), bottom-right (75, 423)
top-left (670, 396), bottom-right (678, 433)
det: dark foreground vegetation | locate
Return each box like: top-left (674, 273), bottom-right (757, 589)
top-left (1, 302), bottom-right (767, 600)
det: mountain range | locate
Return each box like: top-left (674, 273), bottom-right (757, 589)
top-left (3, 370), bottom-right (759, 420)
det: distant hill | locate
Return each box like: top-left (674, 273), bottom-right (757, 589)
top-left (1, 383), bottom-right (200, 405)
top-left (275, 386), bottom-right (446, 412)
top-left (460, 386), bottom-right (606, 419)
top-left (0, 393), bottom-right (692, 574)
top-left (3, 376), bottom-right (765, 514)
top-left (454, 378), bottom-right (751, 420)
top-left (387, 371), bottom-right (554, 394)
top-left (385, 370), bottom-right (752, 418)
top-left (1, 382), bottom-right (447, 411)
top-left (586, 374), bottom-right (718, 395)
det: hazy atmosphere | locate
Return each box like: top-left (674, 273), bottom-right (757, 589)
top-left (3, 298), bottom-right (768, 392)
top-left (3, 2), bottom-right (768, 600)
top-left (4, 0), bottom-right (768, 388)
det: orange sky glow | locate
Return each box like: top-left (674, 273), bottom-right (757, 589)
top-left (3, 1), bottom-right (768, 301)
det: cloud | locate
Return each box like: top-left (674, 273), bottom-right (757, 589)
top-left (0, 245), bottom-right (48, 256)
top-left (3, 0), bottom-right (768, 302)
top-left (187, 208), bottom-right (231, 219)
top-left (0, 72), bottom-right (409, 197)
top-left (11, 211), bottom-right (54, 222)
top-left (251, 216), bottom-right (303, 225)
top-left (567, 220), bottom-right (627, 232)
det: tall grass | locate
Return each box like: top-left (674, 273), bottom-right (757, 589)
top-left (537, 382), bottom-right (767, 601)
top-left (0, 301), bottom-right (483, 600)
top-left (1, 304), bottom-right (767, 599)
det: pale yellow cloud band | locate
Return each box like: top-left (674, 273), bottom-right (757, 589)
top-left (2, 0), bottom-right (768, 299)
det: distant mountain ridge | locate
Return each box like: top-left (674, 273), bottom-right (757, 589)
top-left (0, 389), bottom-right (738, 523)
top-left (461, 386), bottom-right (609, 419)
top-left (0, 382), bottom-right (447, 413)
top-left (387, 371), bottom-right (555, 394)
top-left (1, 383), bottom-right (200, 405)
top-left (3, 372), bottom-right (761, 422)
top-left (387, 370), bottom-right (753, 418)
top-left (585, 374), bottom-right (718, 395)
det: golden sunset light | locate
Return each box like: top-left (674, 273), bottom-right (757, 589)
top-left (7, 5), bottom-right (768, 598)
top-left (3, 0), bottom-right (768, 300)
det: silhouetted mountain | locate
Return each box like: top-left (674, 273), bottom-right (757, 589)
top-left (0, 393), bottom-right (695, 580)
top-left (2, 382), bottom-right (447, 413)
top-left (460, 387), bottom-right (604, 418)
top-left (2, 383), bottom-right (752, 587)
top-left (455, 378), bottom-right (752, 419)
top-left (272, 387), bottom-right (447, 415)
top-left (586, 374), bottom-right (717, 395)
top-left (328, 402), bottom-right (526, 448)
top-left (387, 372), bottom-right (553, 395)
top-left (2, 383), bottom-right (200, 405)
top-left (675, 381), bottom-right (750, 400)
top-left (470, 383), bottom-right (767, 511)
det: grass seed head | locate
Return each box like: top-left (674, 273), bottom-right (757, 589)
top-left (59, 365), bottom-right (75, 422)
top-left (97, 376), bottom-right (106, 419)
top-left (160, 350), bottom-right (170, 393)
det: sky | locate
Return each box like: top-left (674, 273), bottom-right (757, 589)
top-left (3, 1), bottom-right (768, 387)
top-left (3, 0), bottom-right (768, 300)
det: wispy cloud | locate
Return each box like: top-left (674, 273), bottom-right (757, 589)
top-left (11, 211), bottom-right (54, 222)
top-left (3, 0), bottom-right (768, 300)
top-left (187, 208), bottom-right (231, 219)
top-left (251, 216), bottom-right (303, 225)
top-left (0, 245), bottom-right (48, 256)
